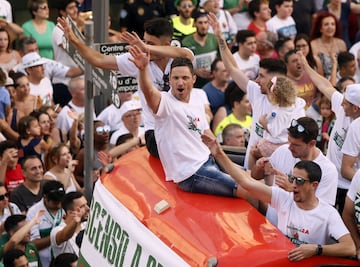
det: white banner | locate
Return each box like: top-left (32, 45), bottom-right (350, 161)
top-left (79, 181), bottom-right (190, 267)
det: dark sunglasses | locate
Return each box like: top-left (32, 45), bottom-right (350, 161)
top-left (290, 119), bottom-right (308, 134)
top-left (163, 74), bottom-right (170, 92)
top-left (0, 193), bottom-right (9, 201)
top-left (47, 188), bottom-right (65, 201)
top-left (288, 174), bottom-right (310, 185)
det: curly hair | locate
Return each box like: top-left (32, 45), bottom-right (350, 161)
top-left (310, 12), bottom-right (342, 40)
top-left (268, 76), bottom-right (296, 107)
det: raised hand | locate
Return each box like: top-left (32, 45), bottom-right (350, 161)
top-left (201, 133), bottom-right (222, 156)
top-left (207, 13), bottom-right (222, 37)
top-left (57, 17), bottom-right (76, 43)
top-left (121, 31), bottom-right (147, 52)
top-left (128, 45), bottom-right (150, 71)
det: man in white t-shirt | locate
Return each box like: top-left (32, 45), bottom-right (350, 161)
top-left (208, 13), bottom-right (305, 170)
top-left (302, 54), bottom-right (360, 214)
top-left (58, 16), bottom-right (194, 158)
top-left (341, 88), bottom-right (360, 183)
top-left (22, 52), bottom-right (53, 105)
top-left (232, 30), bottom-right (260, 80)
top-left (50, 192), bottom-right (89, 258)
top-left (201, 136), bottom-right (355, 261)
top-left (343, 168), bottom-right (360, 260)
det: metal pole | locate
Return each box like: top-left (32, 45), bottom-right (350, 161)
top-left (92, 0), bottom-right (111, 114)
top-left (84, 21), bottom-right (94, 203)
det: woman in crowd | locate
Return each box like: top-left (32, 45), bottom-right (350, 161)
top-left (29, 109), bottom-right (53, 150)
top-left (310, 12), bottom-right (346, 83)
top-left (38, 105), bottom-right (67, 146)
top-left (0, 29), bottom-right (20, 73)
top-left (7, 71), bottom-right (40, 132)
top-left (44, 144), bottom-right (82, 193)
top-left (22, 0), bottom-right (55, 59)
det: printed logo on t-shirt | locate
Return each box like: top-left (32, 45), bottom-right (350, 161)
top-left (354, 188), bottom-right (360, 233)
top-left (286, 223), bottom-right (309, 246)
top-left (255, 122), bottom-right (264, 138)
top-left (333, 128), bottom-right (347, 150)
top-left (187, 115), bottom-right (201, 134)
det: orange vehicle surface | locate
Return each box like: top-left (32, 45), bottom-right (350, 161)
top-left (80, 147), bottom-right (359, 267)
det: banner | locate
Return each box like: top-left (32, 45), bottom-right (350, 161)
top-left (78, 181), bottom-right (189, 267)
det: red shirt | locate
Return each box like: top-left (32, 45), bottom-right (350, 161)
top-left (6, 163), bottom-right (25, 193)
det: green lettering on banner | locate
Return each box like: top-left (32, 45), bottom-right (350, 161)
top-left (116, 230), bottom-right (129, 267)
top-left (86, 201), bottom-right (101, 243)
top-left (99, 215), bottom-right (113, 259)
top-left (131, 244), bottom-right (142, 267)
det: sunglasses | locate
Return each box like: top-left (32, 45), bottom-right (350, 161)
top-left (180, 3), bottom-right (194, 8)
top-left (290, 119), bottom-right (308, 134)
top-left (0, 193), bottom-right (9, 201)
top-left (96, 125), bottom-right (111, 135)
top-left (288, 174), bottom-right (310, 185)
top-left (163, 74), bottom-right (170, 92)
top-left (47, 188), bottom-right (65, 201)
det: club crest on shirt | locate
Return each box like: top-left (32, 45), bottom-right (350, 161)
top-left (187, 115), bottom-right (201, 134)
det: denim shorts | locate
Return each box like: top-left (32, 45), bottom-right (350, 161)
top-left (177, 156), bottom-right (238, 197)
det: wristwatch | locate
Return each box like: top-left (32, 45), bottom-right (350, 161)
top-left (316, 244), bottom-right (323, 255)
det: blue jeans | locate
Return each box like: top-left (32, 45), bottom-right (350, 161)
top-left (178, 156), bottom-right (238, 197)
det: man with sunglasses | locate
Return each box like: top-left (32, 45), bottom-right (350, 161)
top-left (0, 183), bottom-right (21, 235)
top-left (301, 52), bottom-right (360, 215)
top-left (252, 117), bottom-right (338, 224)
top-left (202, 133), bottom-right (355, 261)
top-left (171, 0), bottom-right (197, 42)
top-left (26, 180), bottom-right (65, 267)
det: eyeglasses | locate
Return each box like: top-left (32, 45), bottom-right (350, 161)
top-left (124, 111), bottom-right (142, 119)
top-left (180, 3), bottom-right (194, 8)
top-left (288, 174), bottom-right (310, 185)
top-left (0, 193), bottom-right (9, 201)
top-left (38, 5), bottom-right (49, 10)
top-left (96, 125), bottom-right (111, 135)
top-left (163, 74), bottom-right (170, 92)
top-left (290, 119), bottom-right (308, 134)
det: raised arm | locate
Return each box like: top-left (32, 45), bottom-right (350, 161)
top-left (201, 132), bottom-right (272, 203)
top-left (343, 196), bottom-right (360, 259)
top-left (128, 45), bottom-right (161, 113)
top-left (299, 51), bottom-right (336, 100)
top-left (207, 13), bottom-right (249, 92)
top-left (57, 17), bottom-right (118, 70)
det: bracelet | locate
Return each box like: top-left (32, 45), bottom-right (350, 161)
top-left (316, 244), bottom-right (323, 255)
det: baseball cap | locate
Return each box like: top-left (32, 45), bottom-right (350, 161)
top-left (119, 100), bottom-right (142, 119)
top-left (344, 84), bottom-right (360, 107)
top-left (199, 0), bottom-right (210, 6)
top-left (5, 76), bottom-right (13, 87)
top-left (22, 52), bottom-right (46, 69)
top-left (43, 180), bottom-right (65, 202)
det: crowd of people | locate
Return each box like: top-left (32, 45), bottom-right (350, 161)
top-left (0, 0), bottom-right (360, 266)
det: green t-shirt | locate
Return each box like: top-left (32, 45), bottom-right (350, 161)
top-left (0, 239), bottom-right (42, 267)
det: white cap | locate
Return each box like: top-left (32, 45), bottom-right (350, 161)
top-left (22, 52), bottom-right (46, 69)
top-left (344, 84), bottom-right (360, 107)
top-left (5, 76), bottom-right (14, 86)
top-left (199, 0), bottom-right (210, 6)
top-left (119, 99), bottom-right (142, 119)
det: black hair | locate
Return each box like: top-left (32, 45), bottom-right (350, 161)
top-left (4, 215), bottom-right (26, 233)
top-left (144, 18), bottom-right (174, 39)
top-left (210, 58), bottom-right (222, 72)
top-left (51, 253), bottom-right (78, 267)
top-left (171, 57), bottom-right (194, 75)
top-left (191, 8), bottom-right (208, 21)
top-left (284, 49), bottom-right (297, 64)
top-left (294, 160), bottom-right (322, 183)
top-left (43, 180), bottom-right (65, 199)
top-left (3, 249), bottom-right (26, 267)
top-left (116, 133), bottom-right (134, 146)
top-left (248, 0), bottom-right (268, 19)
top-left (0, 140), bottom-right (17, 157)
top-left (337, 51), bottom-right (355, 70)
top-left (224, 81), bottom-right (246, 108)
top-left (259, 58), bottom-right (287, 75)
top-left (275, 37), bottom-right (292, 53)
top-left (62, 191), bottom-right (84, 212)
top-left (236, 30), bottom-right (255, 44)
top-left (287, 117), bottom-right (318, 143)
top-left (274, 0), bottom-right (292, 6)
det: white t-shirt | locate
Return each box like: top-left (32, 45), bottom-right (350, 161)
top-left (115, 53), bottom-right (173, 131)
top-left (29, 77), bottom-right (53, 103)
top-left (347, 169), bottom-right (360, 202)
top-left (271, 186), bottom-right (349, 246)
top-left (110, 125), bottom-right (145, 145)
top-left (50, 221), bottom-right (86, 257)
top-left (233, 52), bottom-right (259, 80)
top-left (327, 92), bottom-right (351, 189)
top-left (244, 80), bottom-right (305, 168)
top-left (266, 15), bottom-right (297, 40)
top-left (27, 199), bottom-right (64, 267)
top-left (270, 144), bottom-right (338, 205)
top-left (56, 101), bottom-right (85, 133)
top-left (341, 116), bottom-right (360, 173)
top-left (52, 24), bottom-right (78, 85)
top-left (155, 92), bottom-right (210, 182)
